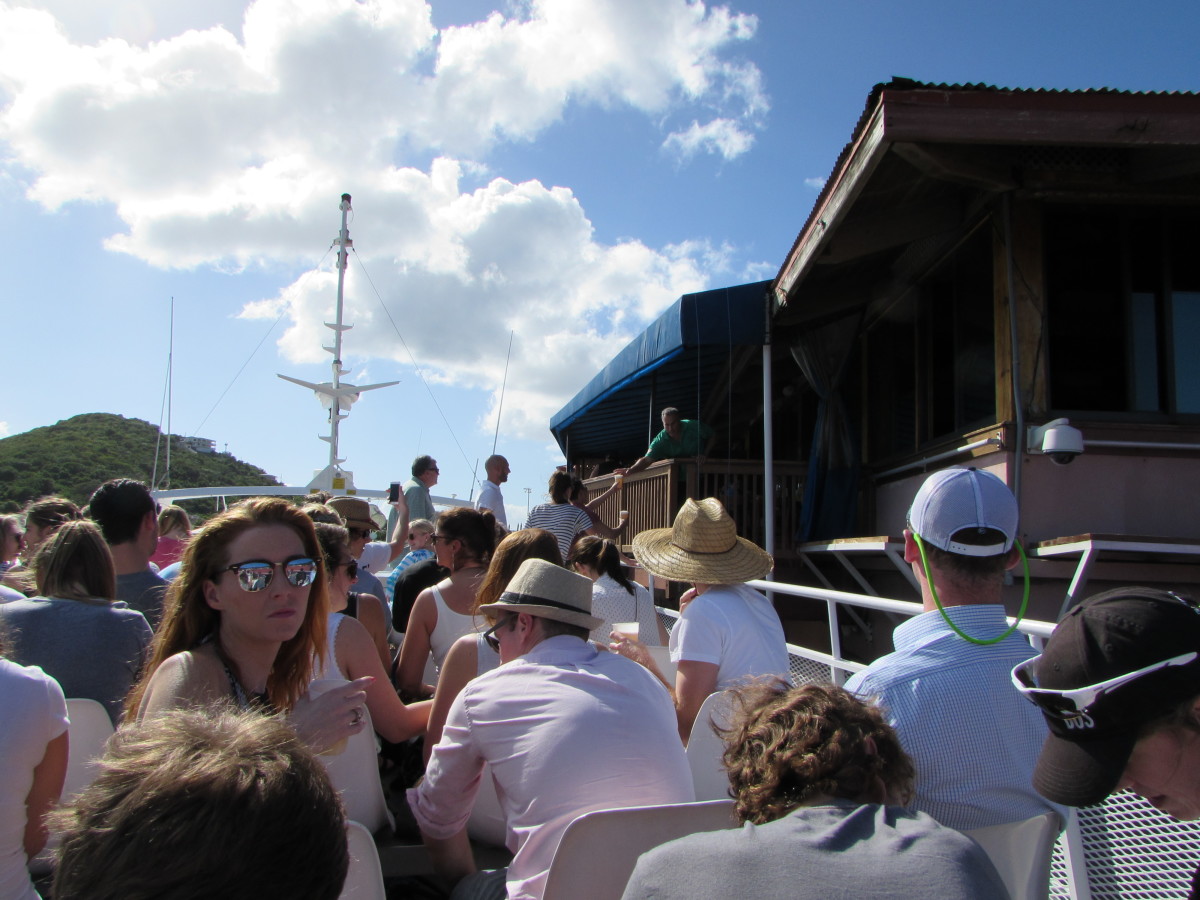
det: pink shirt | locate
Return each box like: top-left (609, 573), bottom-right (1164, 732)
top-left (409, 635), bottom-right (693, 899)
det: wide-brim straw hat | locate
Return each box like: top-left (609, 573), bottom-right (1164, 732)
top-left (476, 558), bottom-right (603, 631)
top-left (633, 498), bottom-right (773, 584)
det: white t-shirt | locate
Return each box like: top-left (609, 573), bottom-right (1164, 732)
top-left (669, 583), bottom-right (790, 689)
top-left (0, 659), bottom-right (68, 900)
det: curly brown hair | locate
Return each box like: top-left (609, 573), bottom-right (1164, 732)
top-left (719, 681), bottom-right (915, 825)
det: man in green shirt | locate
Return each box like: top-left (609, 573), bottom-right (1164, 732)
top-left (618, 407), bottom-right (713, 476)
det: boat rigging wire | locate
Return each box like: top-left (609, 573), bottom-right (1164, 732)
top-left (349, 248), bottom-right (475, 474)
top-left (189, 245), bottom-right (337, 438)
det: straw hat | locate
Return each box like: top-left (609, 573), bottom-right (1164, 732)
top-left (327, 497), bottom-right (387, 532)
top-left (476, 558), bottom-right (603, 631)
top-left (632, 498), bottom-right (772, 584)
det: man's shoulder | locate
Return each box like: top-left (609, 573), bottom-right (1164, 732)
top-left (118, 568), bottom-right (168, 588)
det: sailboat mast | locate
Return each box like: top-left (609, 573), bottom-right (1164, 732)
top-left (328, 193), bottom-right (353, 471)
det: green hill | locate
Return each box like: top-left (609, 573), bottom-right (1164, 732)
top-left (0, 413), bottom-right (279, 514)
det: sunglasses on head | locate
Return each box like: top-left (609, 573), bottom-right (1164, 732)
top-left (483, 615), bottom-right (516, 653)
top-left (1011, 650), bottom-right (1199, 719)
top-left (225, 556), bottom-right (318, 592)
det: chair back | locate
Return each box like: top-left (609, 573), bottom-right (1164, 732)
top-left (645, 645), bottom-right (677, 683)
top-left (320, 704), bottom-right (395, 836)
top-left (542, 799), bottom-right (737, 900)
top-left (62, 698), bottom-right (116, 797)
top-left (29, 698), bottom-right (116, 876)
top-left (965, 810), bottom-right (1062, 900)
top-left (684, 691), bottom-right (734, 801)
top-left (340, 820), bottom-right (387, 900)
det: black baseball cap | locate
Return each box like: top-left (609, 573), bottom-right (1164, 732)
top-left (1019, 587), bottom-right (1200, 807)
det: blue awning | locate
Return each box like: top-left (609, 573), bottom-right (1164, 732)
top-left (550, 281), bottom-right (770, 460)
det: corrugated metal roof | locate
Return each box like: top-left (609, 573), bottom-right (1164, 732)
top-left (772, 77), bottom-right (1200, 306)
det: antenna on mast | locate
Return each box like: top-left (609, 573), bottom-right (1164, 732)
top-left (278, 193), bottom-right (398, 492)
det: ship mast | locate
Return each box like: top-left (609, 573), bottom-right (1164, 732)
top-left (278, 193), bottom-right (398, 492)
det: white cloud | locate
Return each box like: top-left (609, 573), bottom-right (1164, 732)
top-left (663, 117), bottom-right (755, 161)
top-left (0, 0), bottom-right (768, 440)
top-left (804, 176), bottom-right (826, 191)
top-left (0, 421), bottom-right (8, 437)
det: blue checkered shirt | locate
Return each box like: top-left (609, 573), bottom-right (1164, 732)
top-left (845, 604), bottom-right (1067, 831)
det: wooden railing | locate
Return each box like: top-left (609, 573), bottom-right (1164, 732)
top-left (583, 458), bottom-right (805, 560)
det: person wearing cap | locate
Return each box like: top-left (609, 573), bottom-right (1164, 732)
top-left (408, 559), bottom-right (693, 900)
top-left (844, 467), bottom-right (1065, 832)
top-left (1017, 587), bottom-right (1200, 893)
top-left (615, 497), bottom-right (789, 742)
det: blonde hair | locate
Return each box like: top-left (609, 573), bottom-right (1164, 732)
top-left (156, 505), bottom-right (192, 540)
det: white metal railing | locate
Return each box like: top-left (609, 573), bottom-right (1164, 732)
top-left (649, 575), bottom-right (1200, 900)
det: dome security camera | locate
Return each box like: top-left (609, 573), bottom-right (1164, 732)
top-left (1027, 418), bottom-right (1084, 465)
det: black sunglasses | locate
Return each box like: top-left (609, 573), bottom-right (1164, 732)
top-left (347, 527), bottom-right (370, 540)
top-left (483, 615), bottom-right (516, 653)
top-left (225, 556), bottom-right (318, 592)
top-left (338, 558), bottom-right (359, 580)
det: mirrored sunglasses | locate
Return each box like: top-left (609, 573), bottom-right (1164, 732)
top-left (225, 556), bottom-right (318, 592)
top-left (1011, 650), bottom-right (1199, 719)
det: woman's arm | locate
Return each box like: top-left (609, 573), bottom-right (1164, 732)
top-left (336, 616), bottom-right (430, 743)
top-left (424, 634), bottom-right (479, 764)
top-left (395, 587), bottom-right (439, 699)
top-left (24, 731), bottom-right (68, 858)
top-left (353, 591), bottom-right (392, 670)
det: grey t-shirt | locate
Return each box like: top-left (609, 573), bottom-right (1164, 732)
top-left (621, 801), bottom-right (1008, 900)
top-left (117, 568), bottom-right (168, 627)
top-left (0, 596), bottom-right (153, 725)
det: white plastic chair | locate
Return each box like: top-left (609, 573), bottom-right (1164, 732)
top-left (542, 799), bottom-right (737, 900)
top-left (645, 645), bottom-right (677, 684)
top-left (965, 810), bottom-right (1062, 900)
top-left (29, 698), bottom-right (116, 875)
top-left (320, 704), bottom-right (395, 836)
top-left (684, 691), bottom-right (734, 801)
top-left (340, 820), bottom-right (387, 900)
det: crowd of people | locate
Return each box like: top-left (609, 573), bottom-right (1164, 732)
top-left (0, 441), bottom-right (1197, 900)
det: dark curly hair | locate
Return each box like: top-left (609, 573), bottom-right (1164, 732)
top-left (719, 681), bottom-right (915, 825)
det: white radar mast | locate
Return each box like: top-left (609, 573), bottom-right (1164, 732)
top-left (278, 193), bottom-right (398, 492)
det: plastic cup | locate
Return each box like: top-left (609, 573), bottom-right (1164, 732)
top-left (308, 678), bottom-right (351, 756)
top-left (619, 509), bottom-right (629, 523)
top-left (613, 622), bottom-right (639, 641)
top-left (614, 473), bottom-right (625, 487)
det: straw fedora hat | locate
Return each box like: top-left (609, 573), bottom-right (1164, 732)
top-left (476, 558), bottom-right (603, 631)
top-left (327, 496), bottom-right (387, 532)
top-left (632, 498), bottom-right (772, 584)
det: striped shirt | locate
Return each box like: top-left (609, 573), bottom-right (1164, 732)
top-left (525, 503), bottom-right (592, 561)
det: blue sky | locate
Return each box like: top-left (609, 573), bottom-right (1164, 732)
top-left (1, 0), bottom-right (1196, 525)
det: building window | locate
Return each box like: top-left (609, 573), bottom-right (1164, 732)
top-left (1046, 208), bottom-right (1200, 416)
top-left (864, 227), bottom-right (995, 460)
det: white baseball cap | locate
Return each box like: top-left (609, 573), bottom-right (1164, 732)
top-left (908, 468), bottom-right (1017, 557)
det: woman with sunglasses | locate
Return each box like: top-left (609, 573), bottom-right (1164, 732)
top-left (310, 522), bottom-right (429, 742)
top-left (395, 508), bottom-right (495, 700)
top-left (126, 498), bottom-right (367, 754)
top-left (384, 518), bottom-right (436, 608)
top-left (0, 515), bottom-right (23, 575)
